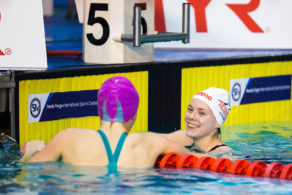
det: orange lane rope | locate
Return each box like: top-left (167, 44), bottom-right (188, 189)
top-left (155, 153), bottom-right (292, 180)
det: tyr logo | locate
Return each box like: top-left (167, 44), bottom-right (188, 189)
top-left (188, 0), bottom-right (264, 33)
top-left (155, 0), bottom-right (264, 33)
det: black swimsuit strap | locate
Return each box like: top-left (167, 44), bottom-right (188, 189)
top-left (208, 144), bottom-right (227, 152)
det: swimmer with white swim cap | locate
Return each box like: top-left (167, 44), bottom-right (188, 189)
top-left (165, 87), bottom-right (234, 158)
top-left (21, 76), bottom-right (206, 168)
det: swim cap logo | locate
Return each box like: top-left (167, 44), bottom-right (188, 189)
top-left (30, 98), bottom-right (41, 118)
top-left (218, 100), bottom-right (228, 119)
top-left (232, 83), bottom-right (241, 101)
top-left (197, 92), bottom-right (213, 101)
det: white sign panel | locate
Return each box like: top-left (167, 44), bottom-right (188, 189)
top-left (155, 0), bottom-right (292, 49)
top-left (0, 0), bottom-right (47, 70)
top-left (28, 93), bottom-right (50, 123)
top-left (230, 77), bottom-right (250, 106)
top-left (75, 0), bottom-right (84, 23)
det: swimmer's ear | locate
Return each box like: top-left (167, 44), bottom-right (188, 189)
top-left (215, 122), bottom-right (220, 129)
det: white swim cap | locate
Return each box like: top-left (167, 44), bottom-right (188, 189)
top-left (192, 87), bottom-right (231, 127)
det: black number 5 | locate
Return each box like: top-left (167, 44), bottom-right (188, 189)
top-left (86, 3), bottom-right (110, 46)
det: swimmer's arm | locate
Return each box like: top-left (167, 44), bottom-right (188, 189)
top-left (140, 132), bottom-right (187, 157)
top-left (20, 133), bottom-right (64, 163)
top-left (19, 140), bottom-right (46, 162)
top-left (162, 138), bottom-right (191, 156)
top-left (152, 133), bottom-right (195, 157)
top-left (28, 134), bottom-right (64, 162)
top-left (145, 132), bottom-right (209, 158)
top-left (155, 134), bottom-right (217, 158)
top-left (161, 130), bottom-right (193, 146)
top-left (165, 144), bottom-right (217, 158)
top-left (162, 138), bottom-right (216, 158)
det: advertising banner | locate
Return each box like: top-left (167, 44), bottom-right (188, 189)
top-left (155, 0), bottom-right (292, 49)
top-left (28, 90), bottom-right (98, 123)
top-left (0, 0), bottom-right (47, 70)
top-left (230, 75), bottom-right (291, 106)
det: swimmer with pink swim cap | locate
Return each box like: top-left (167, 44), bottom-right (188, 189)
top-left (20, 76), bottom-right (202, 168)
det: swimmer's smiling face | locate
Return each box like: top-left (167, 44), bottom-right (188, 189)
top-left (184, 99), bottom-right (220, 139)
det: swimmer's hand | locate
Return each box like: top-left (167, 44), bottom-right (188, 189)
top-left (19, 140), bottom-right (45, 162)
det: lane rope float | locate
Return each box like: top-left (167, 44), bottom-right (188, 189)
top-left (155, 153), bottom-right (292, 180)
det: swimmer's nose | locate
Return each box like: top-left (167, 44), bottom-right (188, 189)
top-left (187, 111), bottom-right (198, 122)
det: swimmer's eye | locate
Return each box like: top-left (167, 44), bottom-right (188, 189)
top-left (187, 107), bottom-right (193, 112)
top-left (199, 112), bottom-right (205, 116)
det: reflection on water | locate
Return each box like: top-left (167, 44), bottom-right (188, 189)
top-left (0, 121), bottom-right (291, 194)
top-left (1, 163), bottom-right (291, 194)
top-left (223, 121), bottom-right (292, 164)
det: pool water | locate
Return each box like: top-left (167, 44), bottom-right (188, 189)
top-left (223, 121), bottom-right (292, 165)
top-left (0, 121), bottom-right (291, 194)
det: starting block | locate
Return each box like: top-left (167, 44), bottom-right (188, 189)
top-left (75, 0), bottom-right (190, 64)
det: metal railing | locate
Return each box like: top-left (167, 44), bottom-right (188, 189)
top-left (118, 3), bottom-right (190, 47)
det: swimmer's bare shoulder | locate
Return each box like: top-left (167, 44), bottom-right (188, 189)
top-left (212, 145), bottom-right (233, 153)
top-left (60, 128), bottom-right (100, 142)
top-left (126, 132), bottom-right (163, 149)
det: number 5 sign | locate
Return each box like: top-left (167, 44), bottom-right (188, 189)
top-left (81, 0), bottom-right (155, 64)
top-left (0, 0), bottom-right (47, 70)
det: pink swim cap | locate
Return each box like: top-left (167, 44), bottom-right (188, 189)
top-left (98, 76), bottom-right (139, 122)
